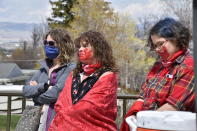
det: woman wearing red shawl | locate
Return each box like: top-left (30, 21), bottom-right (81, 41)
top-left (49, 30), bottom-right (118, 131)
top-left (121, 18), bottom-right (195, 131)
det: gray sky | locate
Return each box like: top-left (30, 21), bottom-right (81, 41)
top-left (108, 0), bottom-right (164, 20)
top-left (0, 0), bottom-right (51, 23)
top-left (0, 0), bottom-right (164, 23)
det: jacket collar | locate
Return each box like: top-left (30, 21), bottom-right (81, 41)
top-left (39, 58), bottom-right (69, 71)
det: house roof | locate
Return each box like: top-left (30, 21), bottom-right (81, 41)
top-left (0, 63), bottom-right (23, 78)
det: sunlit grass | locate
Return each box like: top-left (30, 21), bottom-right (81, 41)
top-left (0, 115), bottom-right (21, 131)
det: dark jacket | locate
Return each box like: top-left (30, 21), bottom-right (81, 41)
top-left (23, 60), bottom-right (76, 104)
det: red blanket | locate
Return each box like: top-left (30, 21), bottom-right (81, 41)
top-left (49, 72), bottom-right (118, 131)
top-left (120, 101), bottom-right (144, 131)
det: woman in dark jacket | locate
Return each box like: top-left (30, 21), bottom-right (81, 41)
top-left (23, 29), bottom-right (75, 131)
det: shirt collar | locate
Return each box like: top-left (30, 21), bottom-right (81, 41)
top-left (174, 50), bottom-right (189, 64)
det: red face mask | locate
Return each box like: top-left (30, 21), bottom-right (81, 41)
top-left (78, 48), bottom-right (93, 62)
top-left (156, 46), bottom-right (170, 61)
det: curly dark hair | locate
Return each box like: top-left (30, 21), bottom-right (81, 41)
top-left (147, 17), bottom-right (191, 51)
top-left (45, 28), bottom-right (75, 65)
top-left (73, 30), bottom-right (118, 75)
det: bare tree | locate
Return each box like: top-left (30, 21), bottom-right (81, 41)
top-left (162, 0), bottom-right (192, 31)
top-left (136, 15), bottom-right (160, 39)
top-left (32, 25), bottom-right (43, 49)
top-left (31, 22), bottom-right (48, 59)
top-left (136, 0), bottom-right (192, 39)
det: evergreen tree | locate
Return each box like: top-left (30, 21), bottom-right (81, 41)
top-left (48, 0), bottom-right (77, 28)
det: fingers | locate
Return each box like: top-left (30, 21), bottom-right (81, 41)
top-left (30, 81), bottom-right (38, 86)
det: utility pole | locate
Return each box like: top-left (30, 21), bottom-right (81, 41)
top-left (193, 0), bottom-right (197, 114)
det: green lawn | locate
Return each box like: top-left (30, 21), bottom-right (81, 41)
top-left (0, 115), bottom-right (21, 131)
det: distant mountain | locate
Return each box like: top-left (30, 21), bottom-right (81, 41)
top-left (0, 22), bottom-right (35, 50)
top-left (0, 22), bottom-right (35, 31)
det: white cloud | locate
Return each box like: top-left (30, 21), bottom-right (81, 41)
top-left (0, 0), bottom-right (52, 23)
top-left (119, 0), bottom-right (165, 22)
top-left (0, 0), bottom-right (164, 24)
top-left (0, 8), bottom-right (7, 12)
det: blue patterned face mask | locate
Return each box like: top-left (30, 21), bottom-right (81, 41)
top-left (44, 45), bottom-right (60, 59)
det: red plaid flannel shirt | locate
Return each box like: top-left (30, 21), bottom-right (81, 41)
top-left (140, 51), bottom-right (195, 111)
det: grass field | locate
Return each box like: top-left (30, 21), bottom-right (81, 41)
top-left (0, 115), bottom-right (21, 131)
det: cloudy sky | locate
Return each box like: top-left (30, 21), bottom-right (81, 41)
top-left (0, 0), bottom-right (51, 23)
top-left (0, 0), bottom-right (164, 24)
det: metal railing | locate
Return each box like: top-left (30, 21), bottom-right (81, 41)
top-left (0, 85), bottom-right (25, 131)
top-left (117, 94), bottom-right (138, 119)
top-left (0, 85), bottom-right (138, 131)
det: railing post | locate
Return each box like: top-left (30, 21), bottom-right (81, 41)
top-left (6, 96), bottom-right (12, 131)
top-left (123, 99), bottom-right (127, 119)
top-left (22, 97), bottom-right (26, 112)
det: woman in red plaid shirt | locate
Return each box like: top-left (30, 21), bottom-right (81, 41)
top-left (121, 18), bottom-right (195, 131)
